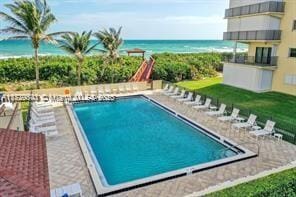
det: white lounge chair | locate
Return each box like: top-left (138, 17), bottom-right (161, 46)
top-left (206, 103), bottom-right (226, 116)
top-left (232, 114), bottom-right (257, 131)
top-left (0, 102), bottom-right (14, 110)
top-left (31, 111), bottom-right (55, 121)
top-left (32, 104), bottom-right (53, 113)
top-left (184, 95), bottom-right (202, 106)
top-left (33, 102), bottom-right (52, 107)
top-left (30, 124), bottom-right (58, 133)
top-left (162, 84), bottom-right (169, 92)
top-left (31, 107), bottom-right (55, 117)
top-left (30, 114), bottom-right (56, 125)
top-left (178, 92), bottom-right (193, 102)
top-left (194, 98), bottom-right (211, 110)
top-left (166, 87), bottom-right (179, 96)
top-left (250, 120), bottom-right (276, 139)
top-left (74, 90), bottom-right (83, 100)
top-left (51, 183), bottom-right (82, 197)
top-left (171, 90), bottom-right (186, 99)
top-left (163, 86), bottom-right (174, 95)
top-left (218, 108), bottom-right (240, 122)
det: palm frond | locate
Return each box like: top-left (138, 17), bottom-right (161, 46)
top-left (94, 27), bottom-right (123, 60)
top-left (59, 31), bottom-right (95, 57)
top-left (0, 27), bottom-right (27, 35)
top-left (1, 0), bottom-right (59, 48)
top-left (7, 35), bottom-right (30, 40)
top-left (0, 12), bottom-right (29, 33)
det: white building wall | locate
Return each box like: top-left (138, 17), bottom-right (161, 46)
top-left (223, 63), bottom-right (274, 92)
top-left (229, 0), bottom-right (283, 8)
top-left (227, 15), bottom-right (281, 32)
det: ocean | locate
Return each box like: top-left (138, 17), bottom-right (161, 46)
top-left (0, 40), bottom-right (247, 58)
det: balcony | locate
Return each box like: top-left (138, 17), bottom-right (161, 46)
top-left (225, 1), bottom-right (285, 18)
top-left (225, 56), bottom-right (278, 67)
top-left (223, 30), bottom-right (281, 41)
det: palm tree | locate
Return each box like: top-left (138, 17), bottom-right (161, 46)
top-left (59, 31), bottom-right (98, 86)
top-left (0, 0), bottom-right (66, 89)
top-left (93, 27), bottom-right (123, 82)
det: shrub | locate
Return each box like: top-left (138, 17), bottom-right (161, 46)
top-left (0, 53), bottom-right (234, 86)
top-left (152, 53), bottom-right (224, 82)
top-left (207, 168), bottom-right (296, 197)
top-left (0, 55), bottom-right (142, 85)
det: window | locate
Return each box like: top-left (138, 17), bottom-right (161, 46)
top-left (289, 48), bottom-right (296, 58)
top-left (293, 20), bottom-right (296, 31)
top-left (285, 75), bottom-right (296, 85)
top-left (255, 47), bottom-right (272, 64)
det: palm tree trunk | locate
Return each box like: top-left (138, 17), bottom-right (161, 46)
top-left (34, 48), bottom-right (40, 89)
top-left (111, 59), bottom-right (114, 83)
top-left (77, 61), bottom-right (82, 86)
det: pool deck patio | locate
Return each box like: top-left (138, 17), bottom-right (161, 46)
top-left (46, 91), bottom-right (296, 196)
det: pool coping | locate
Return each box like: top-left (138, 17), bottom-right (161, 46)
top-left (66, 94), bottom-right (257, 196)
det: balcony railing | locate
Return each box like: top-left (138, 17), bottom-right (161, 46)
top-left (225, 1), bottom-right (285, 18)
top-left (223, 30), bottom-right (281, 41)
top-left (225, 56), bottom-right (278, 66)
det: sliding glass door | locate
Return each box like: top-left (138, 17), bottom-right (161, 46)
top-left (255, 47), bottom-right (272, 65)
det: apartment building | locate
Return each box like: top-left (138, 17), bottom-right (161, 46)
top-left (223, 0), bottom-right (296, 95)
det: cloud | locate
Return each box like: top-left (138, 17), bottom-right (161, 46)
top-left (55, 12), bottom-right (226, 39)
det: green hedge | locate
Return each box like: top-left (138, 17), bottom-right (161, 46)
top-left (0, 56), bottom-right (142, 85)
top-left (207, 168), bottom-right (296, 197)
top-left (0, 52), bottom-right (238, 86)
top-left (152, 53), bottom-right (224, 82)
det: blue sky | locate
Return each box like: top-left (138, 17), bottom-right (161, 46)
top-left (0, 0), bottom-right (229, 40)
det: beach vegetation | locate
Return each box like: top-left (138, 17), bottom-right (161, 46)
top-left (0, 0), bottom-right (67, 89)
top-left (94, 27), bottom-right (123, 82)
top-left (152, 53), bottom-right (222, 82)
top-left (0, 56), bottom-right (142, 88)
top-left (0, 53), bottom-right (225, 88)
top-left (58, 31), bottom-right (98, 85)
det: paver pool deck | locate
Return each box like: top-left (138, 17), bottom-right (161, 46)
top-left (46, 92), bottom-right (296, 197)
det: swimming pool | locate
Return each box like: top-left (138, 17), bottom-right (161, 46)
top-left (69, 95), bottom-right (255, 195)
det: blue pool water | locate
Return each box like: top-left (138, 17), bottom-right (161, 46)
top-left (73, 97), bottom-right (237, 185)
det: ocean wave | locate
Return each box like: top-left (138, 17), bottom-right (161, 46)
top-left (0, 53), bottom-right (66, 59)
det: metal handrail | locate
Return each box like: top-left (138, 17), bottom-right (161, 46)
top-left (223, 30), bottom-right (281, 41)
top-left (6, 103), bottom-right (19, 130)
top-left (143, 57), bottom-right (155, 81)
top-left (225, 56), bottom-right (278, 66)
top-left (129, 59), bottom-right (148, 82)
top-left (225, 1), bottom-right (285, 18)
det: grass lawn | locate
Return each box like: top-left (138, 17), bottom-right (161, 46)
top-left (177, 77), bottom-right (296, 141)
top-left (21, 102), bottom-right (29, 130)
top-left (207, 168), bottom-right (296, 197)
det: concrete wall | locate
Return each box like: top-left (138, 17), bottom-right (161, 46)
top-left (227, 16), bottom-right (281, 32)
top-left (223, 63), bottom-right (274, 92)
top-left (229, 0), bottom-right (283, 8)
top-left (4, 82), bottom-right (150, 96)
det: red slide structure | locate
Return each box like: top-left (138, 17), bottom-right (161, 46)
top-left (129, 57), bottom-right (155, 82)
